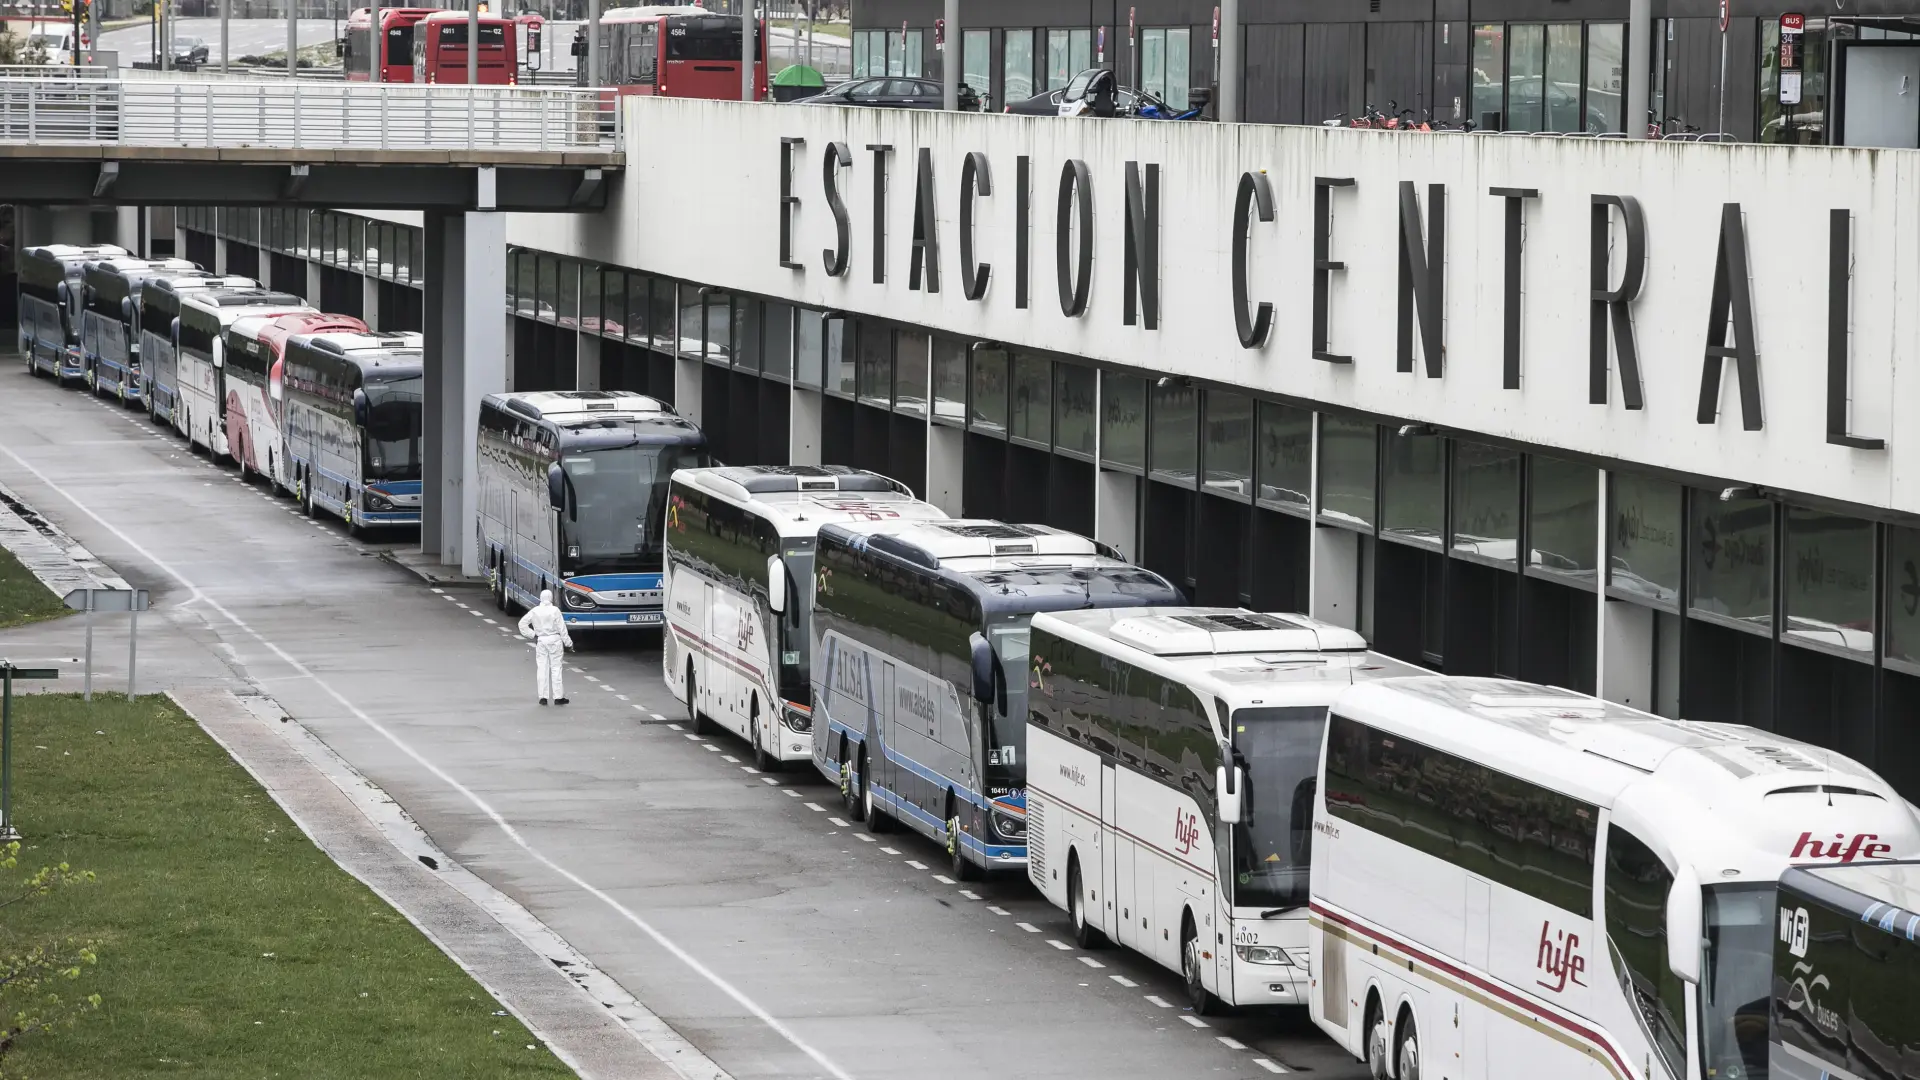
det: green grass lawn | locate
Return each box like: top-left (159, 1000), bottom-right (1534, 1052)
top-left (0, 546), bottom-right (68, 630)
top-left (0, 694), bottom-right (576, 1079)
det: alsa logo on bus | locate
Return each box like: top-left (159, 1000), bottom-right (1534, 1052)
top-left (1173, 809), bottom-right (1200, 856)
top-left (832, 653), bottom-right (865, 702)
top-left (1792, 832), bottom-right (1894, 862)
top-left (1534, 921), bottom-right (1587, 993)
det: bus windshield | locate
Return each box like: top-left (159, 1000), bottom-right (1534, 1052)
top-left (988, 615), bottom-right (1030, 780)
top-left (777, 543), bottom-right (815, 704)
top-left (1230, 706), bottom-right (1322, 910)
top-left (1700, 884), bottom-right (1774, 1080)
top-left (362, 376), bottom-right (423, 480)
top-left (560, 442), bottom-right (705, 574)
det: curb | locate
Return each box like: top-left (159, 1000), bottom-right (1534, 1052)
top-left (378, 547), bottom-right (490, 589)
top-left (0, 479), bottom-right (129, 598)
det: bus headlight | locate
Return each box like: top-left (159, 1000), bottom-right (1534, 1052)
top-left (781, 704), bottom-right (811, 733)
top-left (989, 808), bottom-right (1026, 841)
top-left (1234, 944), bottom-right (1292, 966)
top-left (561, 589), bottom-right (596, 610)
top-left (364, 492), bottom-right (395, 511)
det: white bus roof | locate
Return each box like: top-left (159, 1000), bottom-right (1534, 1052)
top-left (297, 330), bottom-right (424, 354)
top-left (1336, 676), bottom-right (1920, 876)
top-left (599, 5), bottom-right (714, 22)
top-left (1034, 607), bottom-right (1426, 710)
top-left (493, 390), bottom-right (672, 425)
top-left (152, 273), bottom-right (258, 292)
top-left (180, 291), bottom-right (312, 322)
top-left (673, 465), bottom-right (944, 535)
top-left (826, 518), bottom-right (1122, 572)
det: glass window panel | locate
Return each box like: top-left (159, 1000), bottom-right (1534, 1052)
top-left (600, 268), bottom-right (624, 338)
top-left (678, 288), bottom-right (705, 358)
top-left (349, 217), bottom-right (366, 270)
top-left (296, 209), bottom-right (309, 257)
top-left (1317, 416), bottom-right (1376, 531)
top-left (905, 29), bottom-right (923, 78)
top-left (970, 346), bottom-right (1008, 434)
top-left (1054, 362), bottom-right (1096, 458)
top-left (894, 329), bottom-right (928, 414)
top-left (1380, 432), bottom-right (1445, 547)
top-left (763, 302), bottom-right (794, 381)
top-left (1010, 353), bottom-right (1051, 445)
top-left (558, 260), bottom-right (579, 328)
top-left (650, 280), bottom-right (676, 350)
top-left (795, 309), bottom-right (825, 388)
top-left (1148, 379), bottom-right (1197, 486)
top-left (888, 29), bottom-right (904, 76)
top-left (963, 29), bottom-right (991, 109)
top-left (735, 298), bottom-right (761, 373)
top-left (1507, 23), bottom-right (1546, 132)
top-left (1202, 390), bottom-right (1253, 499)
top-left (1586, 23), bottom-right (1624, 133)
top-left (1760, 18), bottom-right (1839, 146)
top-left (852, 29), bottom-right (868, 77)
top-left (1141, 28), bottom-right (1165, 103)
top-left (1255, 402), bottom-right (1312, 514)
top-left (932, 336), bottom-right (967, 425)
top-left (1069, 28), bottom-right (1090, 75)
top-left (410, 229), bottom-right (423, 286)
top-left (1886, 526), bottom-right (1920, 669)
top-left (1450, 442), bottom-right (1520, 565)
top-left (394, 226), bottom-right (410, 283)
top-left (1545, 23), bottom-right (1583, 132)
top-left (703, 291), bottom-right (731, 362)
top-left (514, 250), bottom-right (537, 316)
top-left (537, 255), bottom-right (558, 321)
top-left (581, 266), bottom-right (601, 334)
top-left (1004, 29), bottom-right (1034, 103)
top-left (1688, 490), bottom-right (1774, 631)
top-left (1101, 371), bottom-right (1146, 470)
top-left (1047, 29), bottom-right (1072, 91)
top-left (1528, 456), bottom-right (1598, 582)
top-left (1609, 473), bottom-right (1683, 606)
top-left (856, 319), bottom-right (891, 405)
top-left (626, 274), bottom-right (649, 342)
top-left (1165, 27), bottom-right (1190, 109)
top-left (1783, 507), bottom-right (1874, 654)
top-left (824, 316), bottom-right (848, 394)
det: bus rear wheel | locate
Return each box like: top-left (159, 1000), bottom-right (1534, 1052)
top-left (686, 662), bottom-right (713, 736)
top-left (839, 736), bottom-right (864, 820)
top-left (1181, 914), bottom-right (1216, 1016)
top-left (1068, 854), bottom-right (1105, 948)
top-left (1395, 1011), bottom-right (1420, 1080)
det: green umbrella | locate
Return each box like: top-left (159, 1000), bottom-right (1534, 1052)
top-left (772, 64), bottom-right (826, 101)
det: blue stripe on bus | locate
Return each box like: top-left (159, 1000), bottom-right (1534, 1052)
top-left (868, 784), bottom-right (1026, 862)
top-left (564, 572), bottom-right (663, 591)
top-left (367, 480), bottom-right (422, 497)
top-left (823, 714), bottom-right (1022, 831)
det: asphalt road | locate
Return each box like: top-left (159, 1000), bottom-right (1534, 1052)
top-left (0, 357), bottom-right (1366, 1080)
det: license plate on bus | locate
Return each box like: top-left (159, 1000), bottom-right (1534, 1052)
top-left (627, 612), bottom-right (662, 625)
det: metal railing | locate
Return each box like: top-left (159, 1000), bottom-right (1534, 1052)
top-left (0, 76), bottom-right (621, 151)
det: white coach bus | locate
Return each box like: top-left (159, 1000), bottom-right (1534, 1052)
top-left (1024, 608), bottom-right (1423, 1015)
top-left (662, 465), bottom-right (949, 770)
top-left (1309, 677), bottom-right (1920, 1080)
top-left (174, 287), bottom-right (312, 459)
top-left (136, 272), bottom-right (259, 428)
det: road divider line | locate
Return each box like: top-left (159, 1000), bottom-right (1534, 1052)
top-left (855, 834), bottom-right (875, 843)
top-left (905, 860), bottom-right (928, 870)
top-left (804, 803), bottom-right (827, 812)
top-left (932, 874), bottom-right (954, 884)
top-left (988, 906), bottom-right (1010, 915)
top-left (1076, 956), bottom-right (1104, 968)
top-left (1253, 1060), bottom-right (1288, 1074)
top-left (1016, 922), bottom-right (1041, 933)
top-left (0, 444), bottom-right (860, 1080)
top-left (879, 847), bottom-right (901, 855)
top-left (1179, 1015), bottom-right (1209, 1029)
top-left (828, 817), bottom-right (850, 827)
top-left (1216, 1036), bottom-right (1247, 1050)
top-left (1108, 975), bottom-right (1137, 988)
top-left (1144, 995), bottom-right (1172, 1008)
top-left (959, 890), bottom-right (980, 900)
top-left (1045, 940), bottom-right (1072, 951)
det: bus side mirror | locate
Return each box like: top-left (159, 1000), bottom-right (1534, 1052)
top-left (170, 317), bottom-right (180, 347)
top-left (969, 633), bottom-right (994, 704)
top-left (1666, 865), bottom-right (1703, 985)
top-left (546, 463), bottom-right (565, 510)
top-left (766, 555), bottom-right (786, 613)
top-left (121, 297), bottom-right (132, 323)
top-left (1217, 763), bottom-right (1244, 824)
top-left (211, 338), bottom-right (225, 369)
top-left (352, 388), bottom-right (369, 428)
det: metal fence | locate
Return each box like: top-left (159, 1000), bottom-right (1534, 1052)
top-left (0, 76), bottom-right (621, 151)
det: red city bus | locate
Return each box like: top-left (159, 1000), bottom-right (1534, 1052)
top-left (412, 10), bottom-right (518, 85)
top-left (342, 7), bottom-right (438, 83)
top-left (574, 6), bottom-right (767, 101)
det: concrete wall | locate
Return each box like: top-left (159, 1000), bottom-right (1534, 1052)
top-left (481, 97), bottom-right (1920, 519)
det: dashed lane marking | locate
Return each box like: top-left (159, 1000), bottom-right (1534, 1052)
top-left (783, 789), bottom-right (801, 798)
top-left (988, 906), bottom-right (1010, 915)
top-left (703, 745), bottom-right (721, 752)
top-left (615, 694), bottom-right (629, 701)
top-left (804, 802), bottom-right (827, 812)
top-left (1076, 956), bottom-right (1105, 968)
top-left (879, 847), bottom-right (901, 856)
top-left (684, 733), bottom-right (703, 741)
top-left (855, 834), bottom-right (876, 843)
top-left (1108, 975), bottom-right (1138, 988)
top-left (933, 874), bottom-right (954, 884)
top-left (1253, 1060), bottom-right (1288, 1074)
top-left (722, 755), bottom-right (740, 763)
top-left (1016, 922), bottom-right (1042, 933)
top-left (760, 777), bottom-right (779, 786)
top-left (905, 860), bottom-right (928, 870)
top-left (1179, 1016), bottom-right (1209, 1029)
top-left (828, 817), bottom-right (850, 827)
top-left (1045, 940), bottom-right (1072, 951)
top-left (1144, 995), bottom-right (1173, 1008)
top-left (1216, 1036), bottom-right (1247, 1051)
top-left (959, 889), bottom-right (980, 900)
top-left (650, 713), bottom-right (667, 721)
top-left (667, 723), bottom-right (683, 731)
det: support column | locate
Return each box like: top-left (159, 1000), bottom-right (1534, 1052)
top-left (576, 333), bottom-right (602, 391)
top-left (1095, 469), bottom-right (1139, 563)
top-left (926, 423), bottom-right (963, 516)
top-left (790, 386), bottom-right (821, 466)
top-left (456, 211), bottom-right (506, 576)
top-left (362, 273), bottom-right (381, 333)
top-left (1309, 526), bottom-right (1362, 631)
top-left (213, 236), bottom-right (229, 274)
top-left (422, 214), bottom-right (448, 557)
top-left (305, 260), bottom-right (321, 303)
top-left (432, 215), bottom-right (469, 568)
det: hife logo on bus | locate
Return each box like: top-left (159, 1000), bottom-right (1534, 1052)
top-left (1173, 809), bottom-right (1200, 856)
top-left (1791, 833), bottom-right (1894, 863)
top-left (1535, 921), bottom-right (1587, 994)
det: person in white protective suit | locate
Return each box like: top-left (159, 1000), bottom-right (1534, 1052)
top-left (517, 589), bottom-right (574, 704)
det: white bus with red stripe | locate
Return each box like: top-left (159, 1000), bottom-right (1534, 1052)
top-left (1024, 608), bottom-right (1424, 1015)
top-left (662, 466), bottom-right (948, 770)
top-left (1309, 676), bottom-right (1920, 1080)
top-left (223, 311), bottom-right (368, 494)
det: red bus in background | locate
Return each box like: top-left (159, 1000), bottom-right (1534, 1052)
top-left (413, 10), bottom-right (518, 85)
top-left (574, 7), bottom-right (767, 101)
top-left (342, 7), bottom-right (438, 83)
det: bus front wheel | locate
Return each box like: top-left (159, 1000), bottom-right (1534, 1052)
top-left (686, 662), bottom-right (713, 736)
top-left (839, 735), bottom-right (864, 820)
top-left (861, 746), bottom-right (890, 834)
top-left (1363, 995), bottom-right (1390, 1079)
top-left (750, 697), bottom-right (778, 772)
top-left (1395, 1010), bottom-right (1420, 1080)
top-left (1181, 914), bottom-right (1216, 1016)
top-left (946, 794), bottom-right (980, 882)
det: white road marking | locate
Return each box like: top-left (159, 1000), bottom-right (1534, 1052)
top-left (430, 588), bottom-right (445, 594)
top-left (667, 722), bottom-right (683, 731)
top-left (783, 789), bottom-right (801, 798)
top-left (1076, 956), bottom-right (1105, 968)
top-left (650, 713), bottom-right (666, 721)
top-left (760, 777), bottom-right (779, 786)
top-left (584, 675), bottom-right (600, 683)
top-left (615, 694), bottom-right (628, 701)
top-left (702, 744), bottom-right (721, 752)
top-left (1016, 922), bottom-right (1042, 933)
top-left (959, 889), bottom-right (980, 900)
top-left (1216, 1036), bottom-right (1248, 1051)
top-left (741, 766), bottom-right (760, 774)
top-left (1045, 940), bottom-right (1072, 951)
top-left (855, 834), bottom-right (876, 843)
top-left (1108, 975), bottom-right (1138, 988)
top-left (828, 817), bottom-right (850, 827)
top-left (1144, 995), bottom-right (1173, 1008)
top-left (1179, 1015), bottom-right (1209, 1029)
top-left (804, 802), bottom-right (827, 812)
top-left (906, 860), bottom-right (929, 870)
top-left (933, 874), bottom-right (954, 884)
top-left (683, 733), bottom-right (703, 741)
top-left (0, 443), bottom-right (860, 1080)
top-left (880, 847), bottom-right (901, 855)
top-left (1253, 1059), bottom-right (1288, 1074)
top-left (599, 684), bottom-right (615, 692)
top-left (722, 755), bottom-right (739, 763)
top-left (988, 906), bottom-right (1010, 915)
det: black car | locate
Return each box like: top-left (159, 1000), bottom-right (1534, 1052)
top-left (171, 36), bottom-right (210, 67)
top-left (794, 77), bottom-right (981, 112)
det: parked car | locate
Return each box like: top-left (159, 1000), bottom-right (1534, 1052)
top-left (171, 36), bottom-right (210, 67)
top-left (792, 76), bottom-right (981, 111)
top-left (1004, 68), bottom-right (1179, 117)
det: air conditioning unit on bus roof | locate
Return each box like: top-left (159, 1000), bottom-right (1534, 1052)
top-left (1108, 610), bottom-right (1368, 657)
top-left (914, 521), bottom-right (1099, 561)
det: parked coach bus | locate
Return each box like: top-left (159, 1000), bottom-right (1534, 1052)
top-left (1771, 860), bottom-right (1920, 1080)
top-left (17, 243), bottom-right (128, 383)
top-left (1025, 608), bottom-right (1423, 1014)
top-left (174, 288), bottom-right (312, 460)
top-left (1309, 677), bottom-right (1920, 1080)
top-left (137, 272), bottom-right (260, 429)
top-left (282, 330), bottom-right (425, 531)
top-left (412, 10), bottom-right (516, 84)
top-left (573, 7), bottom-right (765, 101)
top-left (663, 465), bottom-right (949, 770)
top-left (224, 311), bottom-right (368, 494)
top-left (343, 7), bottom-right (436, 83)
top-left (810, 520), bottom-right (1182, 880)
top-left (476, 391), bottom-right (706, 624)
top-left (79, 256), bottom-right (200, 406)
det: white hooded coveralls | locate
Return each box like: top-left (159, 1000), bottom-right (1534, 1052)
top-left (518, 590), bottom-right (573, 700)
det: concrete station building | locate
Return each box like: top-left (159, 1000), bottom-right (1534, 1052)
top-left (58, 95), bottom-right (1920, 800)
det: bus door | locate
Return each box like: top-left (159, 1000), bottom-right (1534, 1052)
top-left (1101, 763), bottom-right (1121, 943)
top-left (878, 661), bottom-right (895, 802)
